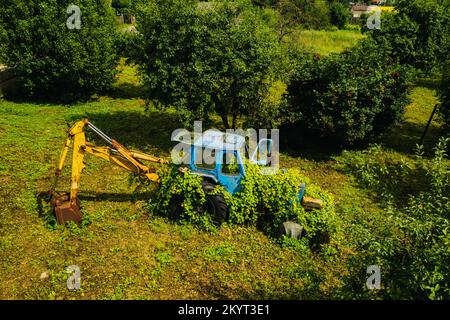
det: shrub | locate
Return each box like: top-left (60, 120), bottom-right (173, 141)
top-left (251, 0), bottom-right (277, 7)
top-left (285, 39), bottom-right (411, 146)
top-left (148, 165), bottom-right (213, 230)
top-left (224, 163), bottom-right (335, 241)
top-left (129, 0), bottom-right (288, 129)
top-left (148, 162), bottom-right (336, 244)
top-left (336, 138), bottom-right (450, 299)
top-left (0, 0), bottom-right (119, 99)
top-left (362, 0), bottom-right (450, 72)
top-left (329, 1), bottom-right (350, 30)
top-left (112, 0), bottom-right (132, 9)
top-left (440, 60), bottom-right (450, 133)
top-left (308, 0), bottom-right (332, 30)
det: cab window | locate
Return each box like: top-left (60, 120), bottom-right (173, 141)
top-left (196, 148), bottom-right (216, 170)
top-left (221, 152), bottom-right (239, 175)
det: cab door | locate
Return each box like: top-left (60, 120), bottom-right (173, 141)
top-left (216, 150), bottom-right (245, 194)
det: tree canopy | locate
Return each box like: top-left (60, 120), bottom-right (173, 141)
top-left (131, 0), bottom-right (289, 129)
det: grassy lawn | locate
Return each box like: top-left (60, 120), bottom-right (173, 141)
top-left (0, 93), bottom-right (340, 299)
top-left (0, 39), bottom-right (447, 298)
top-left (289, 29), bottom-right (366, 56)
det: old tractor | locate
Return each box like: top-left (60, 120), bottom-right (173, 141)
top-left (49, 119), bottom-right (322, 227)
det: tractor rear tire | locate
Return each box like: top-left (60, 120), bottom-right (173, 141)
top-left (168, 194), bottom-right (183, 220)
top-left (202, 181), bottom-right (229, 226)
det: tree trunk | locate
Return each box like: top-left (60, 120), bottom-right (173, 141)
top-left (212, 96), bottom-right (230, 130)
top-left (232, 113), bottom-right (237, 130)
top-left (221, 114), bottom-right (230, 130)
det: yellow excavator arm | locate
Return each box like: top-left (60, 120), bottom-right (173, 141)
top-left (49, 118), bottom-right (168, 225)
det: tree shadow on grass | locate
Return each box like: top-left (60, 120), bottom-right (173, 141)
top-left (281, 116), bottom-right (447, 161)
top-left (1, 90), bottom-right (88, 106)
top-left (279, 124), bottom-right (361, 162)
top-left (105, 82), bottom-right (148, 100)
top-left (1, 77), bottom-right (95, 106)
top-left (1, 74), bottom-right (147, 104)
top-left (414, 77), bottom-right (441, 91)
top-left (380, 118), bottom-right (445, 156)
top-left (67, 109), bottom-right (183, 155)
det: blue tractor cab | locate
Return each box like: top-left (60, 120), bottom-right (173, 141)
top-left (187, 130), bottom-right (248, 194)
top-left (171, 129), bottom-right (320, 227)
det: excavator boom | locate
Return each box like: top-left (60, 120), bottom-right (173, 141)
top-left (49, 119), bottom-right (167, 224)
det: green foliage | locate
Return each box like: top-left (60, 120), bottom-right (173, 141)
top-left (252, 0), bottom-right (277, 6)
top-left (336, 138), bottom-right (450, 299)
top-left (329, 1), bottom-right (350, 29)
top-left (203, 243), bottom-right (236, 262)
top-left (129, 0), bottom-right (288, 129)
top-left (148, 165), bottom-right (213, 230)
top-left (304, 0), bottom-right (332, 30)
top-left (286, 38), bottom-right (411, 145)
top-left (112, 0), bottom-right (132, 9)
top-left (149, 162), bottom-right (335, 245)
top-left (292, 0), bottom-right (331, 29)
top-left (116, 28), bottom-right (140, 58)
top-left (0, 0), bottom-right (119, 100)
top-left (363, 0), bottom-right (450, 72)
top-left (224, 163), bottom-right (335, 241)
top-left (440, 60), bottom-right (450, 132)
top-left (155, 251), bottom-right (175, 266)
top-left (268, 0), bottom-right (332, 40)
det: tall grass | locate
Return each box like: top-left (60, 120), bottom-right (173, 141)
top-left (291, 29), bottom-right (366, 56)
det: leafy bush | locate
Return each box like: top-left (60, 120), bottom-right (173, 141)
top-left (440, 60), bottom-right (450, 133)
top-left (269, 0), bottom-right (331, 39)
top-left (112, 0), bottom-right (132, 9)
top-left (251, 0), bottom-right (277, 7)
top-left (129, 0), bottom-right (288, 129)
top-left (336, 138), bottom-right (450, 299)
top-left (286, 39), bottom-right (411, 146)
top-left (148, 162), bottom-right (336, 244)
top-left (148, 165), bottom-right (213, 230)
top-left (224, 163), bottom-right (335, 241)
top-left (302, 0), bottom-right (331, 30)
top-left (362, 0), bottom-right (450, 72)
top-left (0, 0), bottom-right (119, 99)
top-left (329, 1), bottom-right (350, 30)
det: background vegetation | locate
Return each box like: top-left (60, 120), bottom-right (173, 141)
top-left (286, 38), bottom-right (411, 146)
top-left (0, 0), bottom-right (119, 100)
top-left (362, 0), bottom-right (450, 72)
top-left (128, 0), bottom-right (288, 129)
top-left (440, 60), bottom-right (450, 132)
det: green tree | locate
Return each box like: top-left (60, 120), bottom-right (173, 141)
top-left (286, 39), bottom-right (411, 146)
top-left (251, 0), bottom-right (277, 6)
top-left (363, 0), bottom-right (450, 72)
top-left (112, 0), bottom-right (132, 9)
top-left (0, 0), bottom-right (119, 99)
top-left (329, 1), bottom-right (350, 29)
top-left (269, 0), bottom-right (332, 34)
top-left (130, 0), bottom-right (288, 129)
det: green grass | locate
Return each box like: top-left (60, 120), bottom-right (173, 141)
top-left (382, 86), bottom-right (442, 155)
top-left (0, 34), bottom-right (448, 299)
top-left (289, 29), bottom-right (366, 56)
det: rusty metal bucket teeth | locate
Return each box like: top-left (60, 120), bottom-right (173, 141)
top-left (50, 193), bottom-right (82, 225)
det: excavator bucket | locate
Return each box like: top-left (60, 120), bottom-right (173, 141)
top-left (50, 193), bottom-right (82, 224)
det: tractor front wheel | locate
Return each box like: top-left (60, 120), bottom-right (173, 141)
top-left (202, 181), bottom-right (229, 226)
